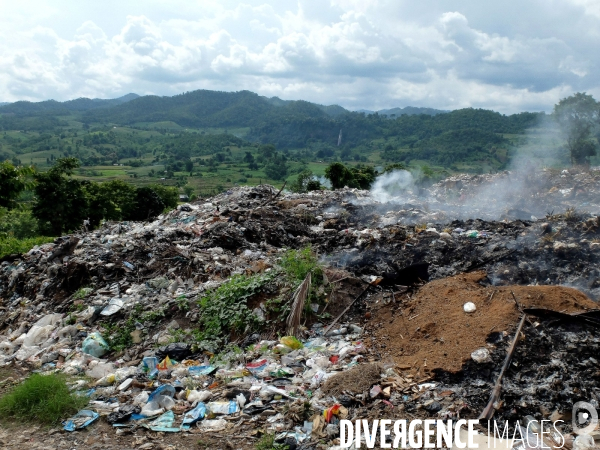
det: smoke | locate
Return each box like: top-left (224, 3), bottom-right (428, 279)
top-left (369, 170), bottom-right (416, 203)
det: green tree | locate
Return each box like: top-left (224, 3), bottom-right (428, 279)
top-left (290, 170), bottom-right (321, 193)
top-left (149, 184), bottom-right (179, 209)
top-left (32, 158), bottom-right (88, 235)
top-left (126, 187), bottom-right (165, 221)
top-left (0, 161), bottom-right (34, 209)
top-left (324, 162), bottom-right (353, 189)
top-left (553, 92), bottom-right (600, 165)
top-left (85, 180), bottom-right (137, 226)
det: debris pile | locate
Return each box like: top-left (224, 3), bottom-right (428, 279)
top-left (0, 169), bottom-right (599, 448)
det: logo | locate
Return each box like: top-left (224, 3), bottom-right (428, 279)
top-left (572, 402), bottom-right (598, 435)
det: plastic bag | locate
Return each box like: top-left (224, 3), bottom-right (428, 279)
top-left (207, 400), bottom-right (239, 415)
top-left (155, 342), bottom-right (191, 361)
top-left (280, 336), bottom-right (303, 350)
top-left (181, 403), bottom-right (207, 430)
top-left (187, 389), bottom-right (212, 404)
top-left (23, 325), bottom-right (54, 347)
top-left (157, 355), bottom-right (174, 371)
top-left (82, 332), bottom-right (109, 358)
top-left (63, 410), bottom-right (99, 432)
top-left (107, 405), bottom-right (141, 424)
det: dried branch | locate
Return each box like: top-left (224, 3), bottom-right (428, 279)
top-left (286, 272), bottom-right (311, 336)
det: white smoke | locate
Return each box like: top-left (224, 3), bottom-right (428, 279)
top-left (369, 170), bottom-right (416, 203)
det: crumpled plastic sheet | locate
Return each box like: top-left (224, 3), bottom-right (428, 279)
top-left (63, 410), bottom-right (99, 432)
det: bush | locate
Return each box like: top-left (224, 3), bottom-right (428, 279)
top-left (280, 246), bottom-right (322, 283)
top-left (196, 273), bottom-right (274, 351)
top-left (0, 373), bottom-right (88, 425)
top-left (0, 207), bottom-right (40, 238)
top-left (0, 235), bottom-right (54, 258)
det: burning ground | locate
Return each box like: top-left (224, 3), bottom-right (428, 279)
top-left (1, 167), bottom-right (600, 449)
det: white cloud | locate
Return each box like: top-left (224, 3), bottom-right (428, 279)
top-left (0, 0), bottom-right (599, 113)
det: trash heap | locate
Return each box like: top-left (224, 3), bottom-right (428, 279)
top-left (1, 169), bottom-right (600, 448)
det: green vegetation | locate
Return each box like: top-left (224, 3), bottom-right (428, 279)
top-left (324, 162), bottom-right (377, 189)
top-left (553, 92), bottom-right (600, 165)
top-left (196, 272), bottom-right (275, 351)
top-left (0, 373), bottom-right (88, 425)
top-left (255, 433), bottom-right (289, 450)
top-left (0, 235), bottom-right (54, 258)
top-left (280, 246), bottom-right (322, 283)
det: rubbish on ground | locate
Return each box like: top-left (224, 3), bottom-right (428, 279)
top-left (63, 410), bottom-right (99, 432)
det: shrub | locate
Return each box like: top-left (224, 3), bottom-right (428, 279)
top-left (0, 373), bottom-right (88, 425)
top-left (0, 235), bottom-right (54, 258)
top-left (280, 246), bottom-right (322, 283)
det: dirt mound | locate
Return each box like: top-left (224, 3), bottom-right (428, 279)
top-left (322, 362), bottom-right (381, 396)
top-left (370, 271), bottom-right (598, 374)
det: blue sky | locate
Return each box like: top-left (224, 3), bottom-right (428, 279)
top-left (1, 0), bottom-right (599, 113)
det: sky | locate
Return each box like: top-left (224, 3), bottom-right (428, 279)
top-left (1, 0), bottom-right (599, 113)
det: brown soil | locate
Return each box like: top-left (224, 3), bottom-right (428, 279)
top-left (369, 271), bottom-right (598, 375)
top-left (322, 362), bottom-right (382, 396)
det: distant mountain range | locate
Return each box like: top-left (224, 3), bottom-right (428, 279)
top-left (356, 106), bottom-right (449, 117)
top-left (0, 93), bottom-right (139, 115)
top-left (0, 91), bottom-right (447, 120)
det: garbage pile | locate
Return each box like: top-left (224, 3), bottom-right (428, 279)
top-left (0, 169), bottom-right (599, 448)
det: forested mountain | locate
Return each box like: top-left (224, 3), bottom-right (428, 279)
top-left (0, 93), bottom-right (139, 116)
top-left (0, 88), bottom-right (551, 177)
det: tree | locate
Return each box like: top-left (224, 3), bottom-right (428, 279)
top-left (85, 180), bottom-right (137, 226)
top-left (149, 184), bottom-right (179, 209)
top-left (324, 162), bottom-right (354, 189)
top-left (126, 187), bottom-right (165, 221)
top-left (553, 93), bottom-right (600, 165)
top-left (33, 158), bottom-right (88, 235)
top-left (290, 170), bottom-right (321, 193)
top-left (0, 161), bottom-right (34, 209)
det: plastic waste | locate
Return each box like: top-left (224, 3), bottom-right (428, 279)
top-left (157, 355), bottom-right (174, 371)
top-left (471, 348), bottom-right (492, 363)
top-left (573, 434), bottom-right (595, 450)
top-left (142, 356), bottom-right (158, 372)
top-left (82, 332), bottom-right (109, 358)
top-left (23, 325), bottom-right (54, 347)
top-left (187, 390), bottom-right (212, 404)
top-left (107, 405), bottom-right (141, 424)
top-left (96, 374), bottom-right (116, 386)
top-left (155, 342), bottom-right (192, 361)
top-left (207, 400), bottom-right (239, 415)
top-left (188, 365), bottom-right (216, 376)
top-left (280, 336), bottom-right (303, 350)
top-left (463, 302), bottom-right (477, 313)
top-left (145, 410), bottom-right (180, 432)
top-left (148, 385), bottom-right (176, 401)
top-left (100, 298), bottom-right (124, 316)
top-left (133, 391), bottom-right (149, 406)
top-left (181, 403), bottom-right (207, 430)
top-left (201, 419), bottom-right (227, 431)
top-left (63, 410), bottom-right (99, 432)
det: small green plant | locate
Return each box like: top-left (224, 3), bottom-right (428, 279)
top-left (72, 287), bottom-right (93, 300)
top-left (255, 433), bottom-right (289, 450)
top-left (280, 246), bottom-right (322, 283)
top-left (0, 373), bottom-right (88, 425)
top-left (196, 272), bottom-right (274, 350)
top-left (176, 295), bottom-right (190, 311)
top-left (141, 308), bottom-right (166, 323)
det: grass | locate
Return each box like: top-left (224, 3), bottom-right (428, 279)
top-left (0, 373), bottom-right (88, 425)
top-left (0, 235), bottom-right (54, 258)
top-left (279, 246), bottom-right (322, 283)
top-left (255, 433), bottom-right (289, 450)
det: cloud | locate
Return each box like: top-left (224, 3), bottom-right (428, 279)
top-left (0, 0), bottom-right (598, 112)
